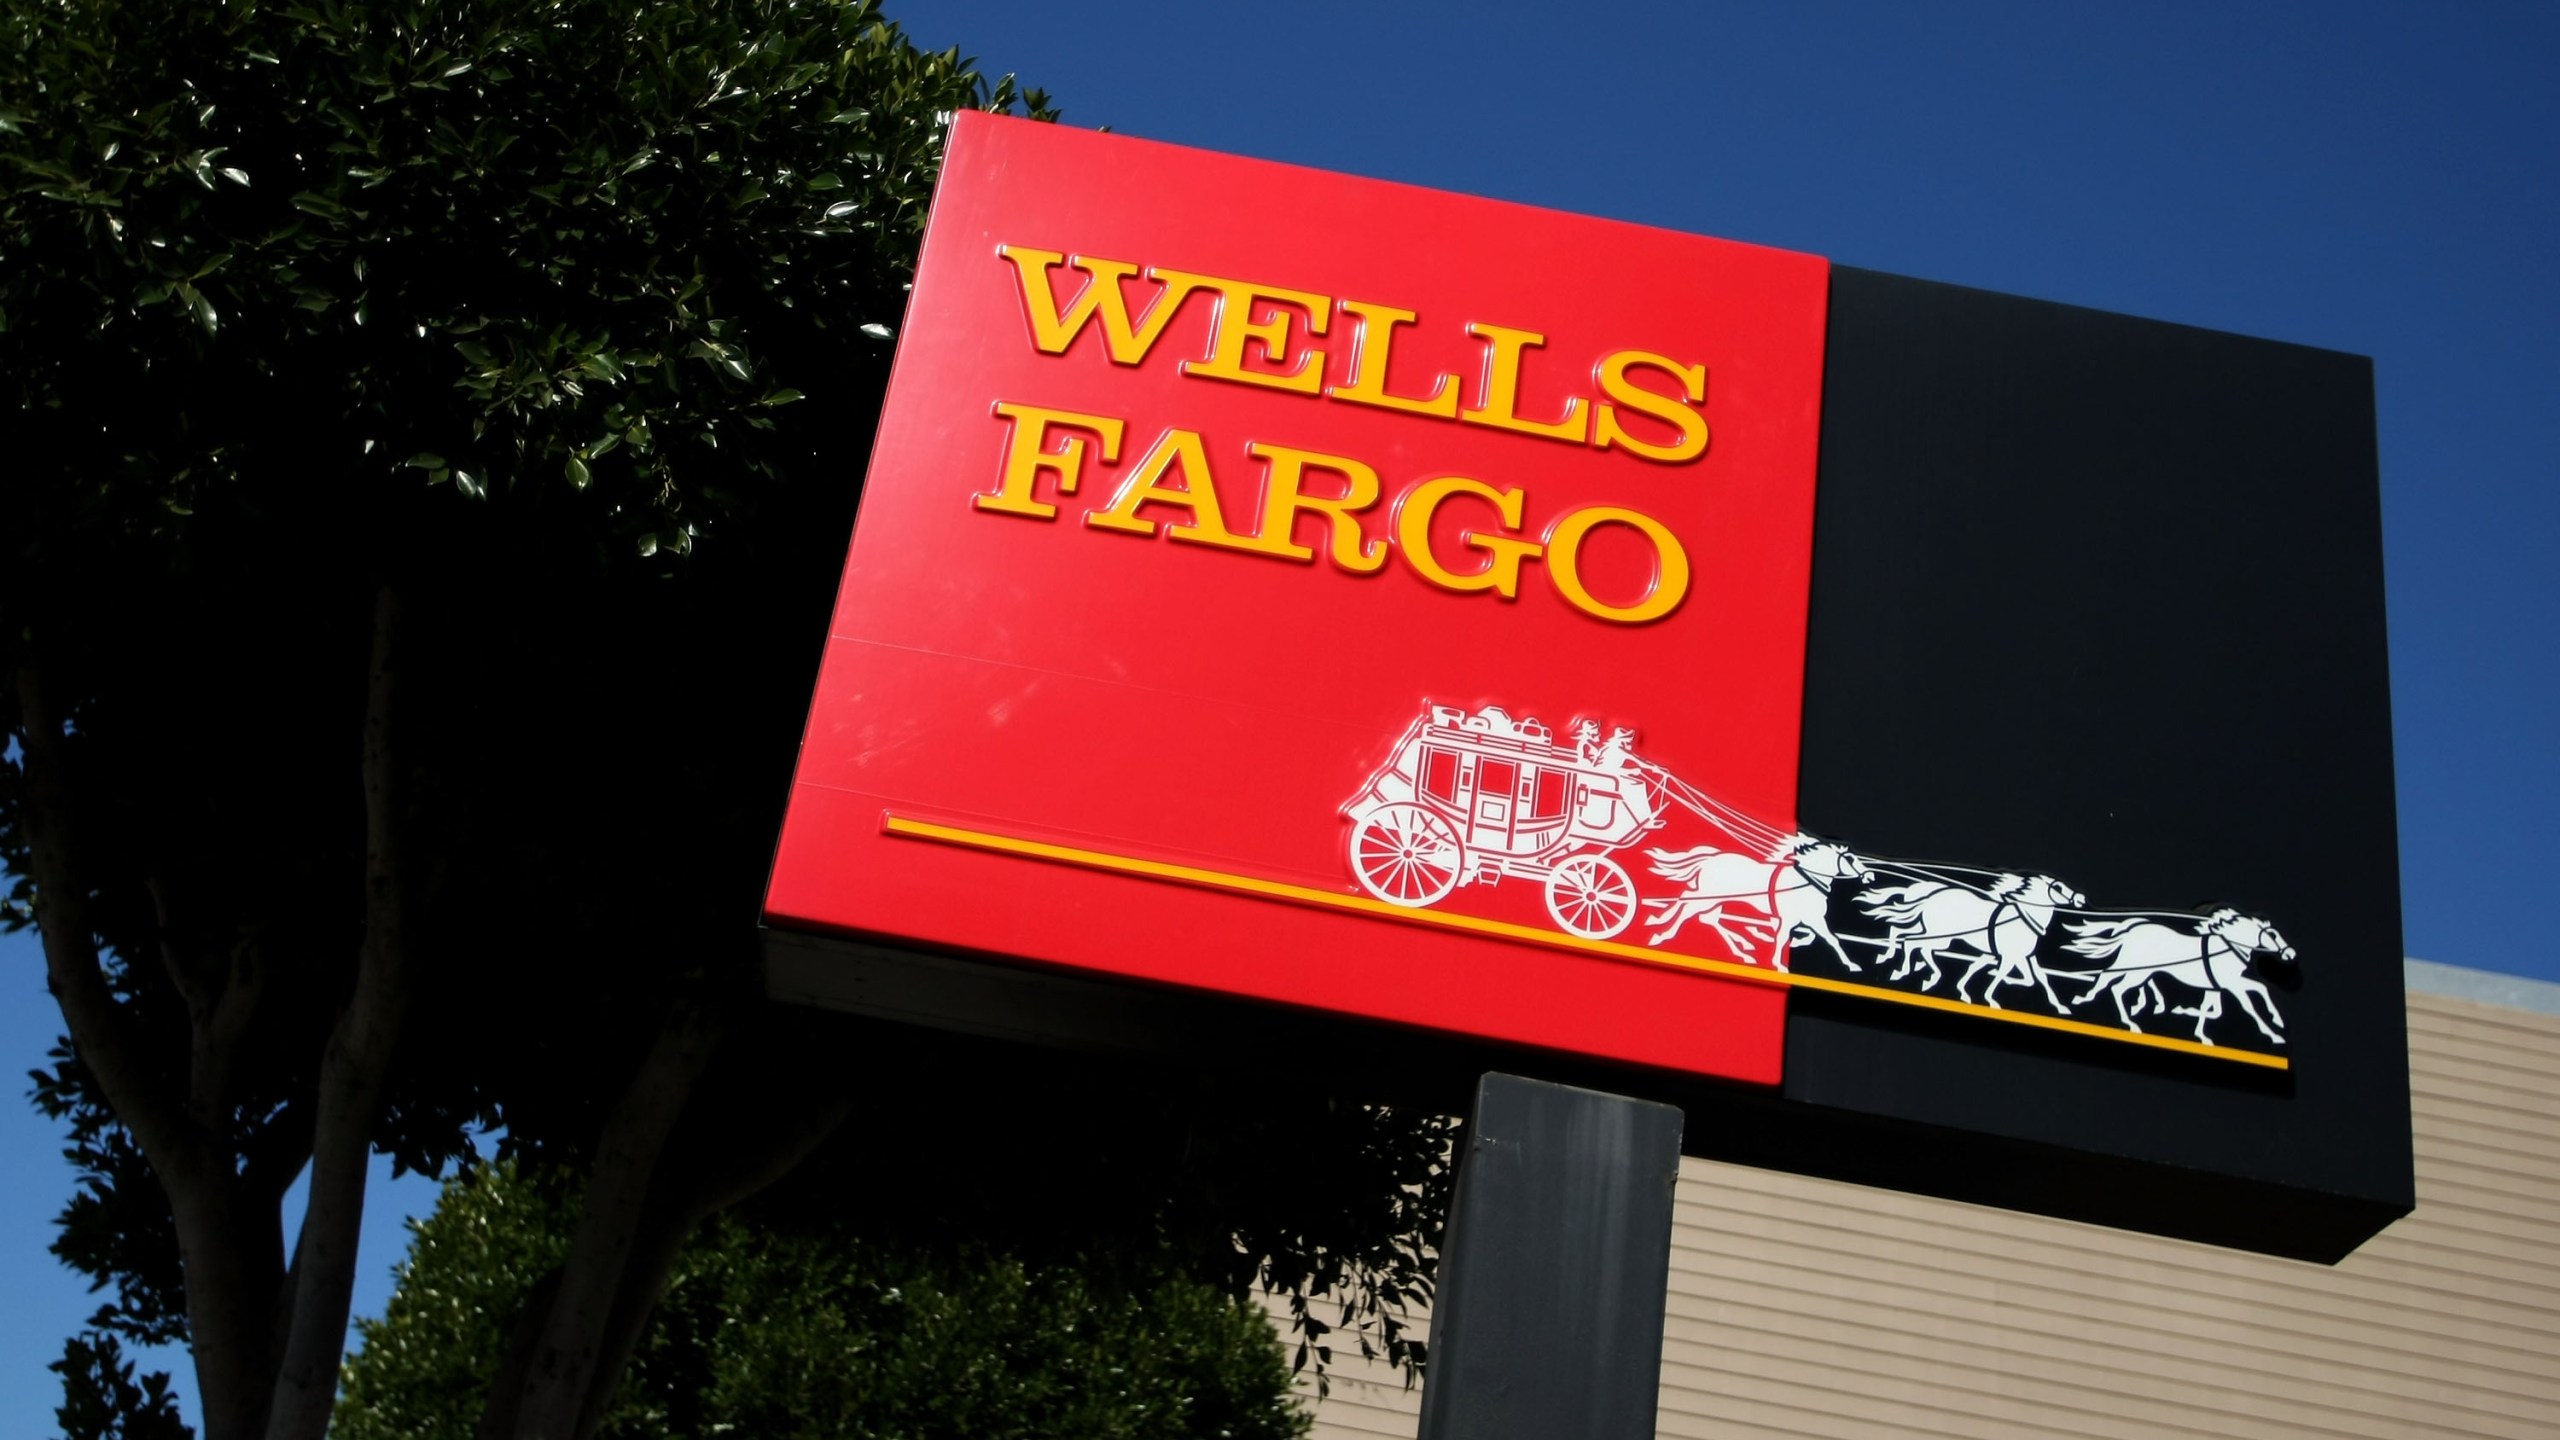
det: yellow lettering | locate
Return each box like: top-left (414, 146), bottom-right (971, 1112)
top-left (997, 245), bottom-right (1207, 364)
top-left (1326, 300), bottom-right (1460, 418)
top-left (1593, 351), bottom-right (1709, 464)
top-left (1154, 269), bottom-right (1332, 394)
top-left (1084, 426), bottom-right (1254, 550)
top-left (1545, 505), bottom-right (1691, 624)
top-left (1396, 477), bottom-right (1543, 598)
top-left (977, 402), bottom-right (1125, 519)
top-left (1460, 322), bottom-right (1588, 443)
top-left (1221, 442), bottom-right (1388, 572)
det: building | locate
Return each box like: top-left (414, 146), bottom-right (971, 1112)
top-left (1274, 961), bottom-right (2560, 1439)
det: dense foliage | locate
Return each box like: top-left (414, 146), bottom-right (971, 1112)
top-left (2, 2), bottom-right (1449, 1436)
top-left (338, 1160), bottom-right (1312, 1440)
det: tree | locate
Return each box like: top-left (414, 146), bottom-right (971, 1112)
top-left (336, 1158), bottom-right (1313, 1440)
top-left (1, 3), bottom-right (1451, 1438)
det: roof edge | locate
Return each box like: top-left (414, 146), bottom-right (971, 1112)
top-left (2405, 958), bottom-right (2560, 1016)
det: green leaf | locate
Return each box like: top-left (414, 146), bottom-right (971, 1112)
top-left (859, 322), bottom-right (893, 341)
top-left (564, 456), bottom-right (591, 489)
top-left (580, 353), bottom-right (623, 381)
top-left (758, 389), bottom-right (804, 407)
top-left (175, 283), bottom-right (218, 335)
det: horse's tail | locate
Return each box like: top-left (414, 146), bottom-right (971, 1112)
top-left (1645, 846), bottom-right (1722, 884)
top-left (2063, 917), bottom-right (2148, 959)
top-left (1858, 886), bottom-right (1932, 925)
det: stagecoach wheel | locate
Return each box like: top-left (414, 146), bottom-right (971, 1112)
top-left (1350, 803), bottom-right (1464, 908)
top-left (1545, 854), bottom-right (1638, 940)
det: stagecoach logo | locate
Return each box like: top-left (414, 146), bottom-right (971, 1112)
top-left (1343, 704), bottom-right (2299, 1064)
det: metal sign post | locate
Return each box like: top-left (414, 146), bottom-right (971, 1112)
top-left (1417, 1074), bottom-right (1684, 1440)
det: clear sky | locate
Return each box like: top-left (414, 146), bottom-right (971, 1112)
top-left (0, 940), bottom-right (433, 1432)
top-left (7, 1), bottom-right (2555, 1431)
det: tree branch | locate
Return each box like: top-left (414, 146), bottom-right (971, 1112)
top-left (570, 1080), bottom-right (853, 1437)
top-left (264, 584), bottom-right (417, 1440)
top-left (148, 876), bottom-right (266, 1133)
top-left (19, 658), bottom-right (282, 1439)
top-left (15, 664), bottom-right (214, 1189)
top-left (241, 1100), bottom-right (317, 1213)
top-left (484, 995), bottom-right (725, 1440)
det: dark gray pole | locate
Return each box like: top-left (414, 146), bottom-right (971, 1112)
top-left (1416, 1073), bottom-right (1685, 1440)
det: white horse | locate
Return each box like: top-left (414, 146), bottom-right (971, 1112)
top-left (1642, 837), bottom-right (1872, 971)
top-left (1858, 878), bottom-right (2005, 991)
top-left (1857, 874), bottom-right (2082, 1005)
top-left (1952, 874), bottom-right (2085, 1010)
top-left (2061, 908), bottom-right (2297, 1045)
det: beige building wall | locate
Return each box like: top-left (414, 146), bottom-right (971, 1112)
top-left (1273, 963), bottom-right (2560, 1438)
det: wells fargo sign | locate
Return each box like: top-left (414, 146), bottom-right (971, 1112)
top-left (765, 109), bottom-right (1834, 1086)
top-left (765, 114), bottom-right (2412, 1257)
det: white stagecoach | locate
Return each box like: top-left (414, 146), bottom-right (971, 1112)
top-left (1341, 704), bottom-right (1728, 940)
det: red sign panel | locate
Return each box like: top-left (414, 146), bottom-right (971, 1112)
top-left (763, 113), bottom-right (1833, 1085)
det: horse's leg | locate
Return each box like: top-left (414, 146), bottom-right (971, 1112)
top-left (2233, 978), bottom-right (2286, 1044)
top-left (1956, 955), bottom-right (1996, 1006)
top-left (2189, 989), bottom-right (2224, 1044)
top-left (2110, 976), bottom-right (2143, 1033)
top-left (1884, 929), bottom-right (1913, 980)
top-left (2072, 971), bottom-right (2114, 1008)
top-left (1914, 945), bottom-right (1943, 992)
top-left (1812, 920), bottom-right (1860, 972)
top-left (1646, 900), bottom-right (1695, 947)
top-left (2026, 959), bottom-right (2069, 1013)
top-left (1763, 922), bottom-right (1800, 972)
top-left (1703, 907), bottom-right (1766, 962)
top-left (2027, 963), bottom-right (2068, 1009)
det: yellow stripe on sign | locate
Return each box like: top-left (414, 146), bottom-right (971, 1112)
top-left (881, 814), bottom-right (2291, 1073)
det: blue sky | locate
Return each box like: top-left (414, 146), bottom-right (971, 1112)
top-left (0, 946), bottom-right (434, 1432)
top-left (6, 1), bottom-right (2555, 1430)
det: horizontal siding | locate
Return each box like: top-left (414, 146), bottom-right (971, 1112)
top-left (1274, 988), bottom-right (2560, 1438)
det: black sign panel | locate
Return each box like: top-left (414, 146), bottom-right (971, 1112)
top-left (1770, 267), bottom-right (2411, 1260)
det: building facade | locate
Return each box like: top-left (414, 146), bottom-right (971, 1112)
top-left (1275, 962), bottom-right (2560, 1438)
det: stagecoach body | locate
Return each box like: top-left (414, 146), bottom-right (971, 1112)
top-left (1343, 704), bottom-right (1672, 938)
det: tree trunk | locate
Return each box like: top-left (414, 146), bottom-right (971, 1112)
top-left (17, 661), bottom-right (282, 1440)
top-left (264, 585), bottom-right (415, 1440)
top-left (481, 1005), bottom-right (853, 1440)
top-left (489, 998), bottom-right (725, 1440)
top-left (17, 584), bottom-right (418, 1440)
top-left (567, 1078), bottom-right (853, 1436)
